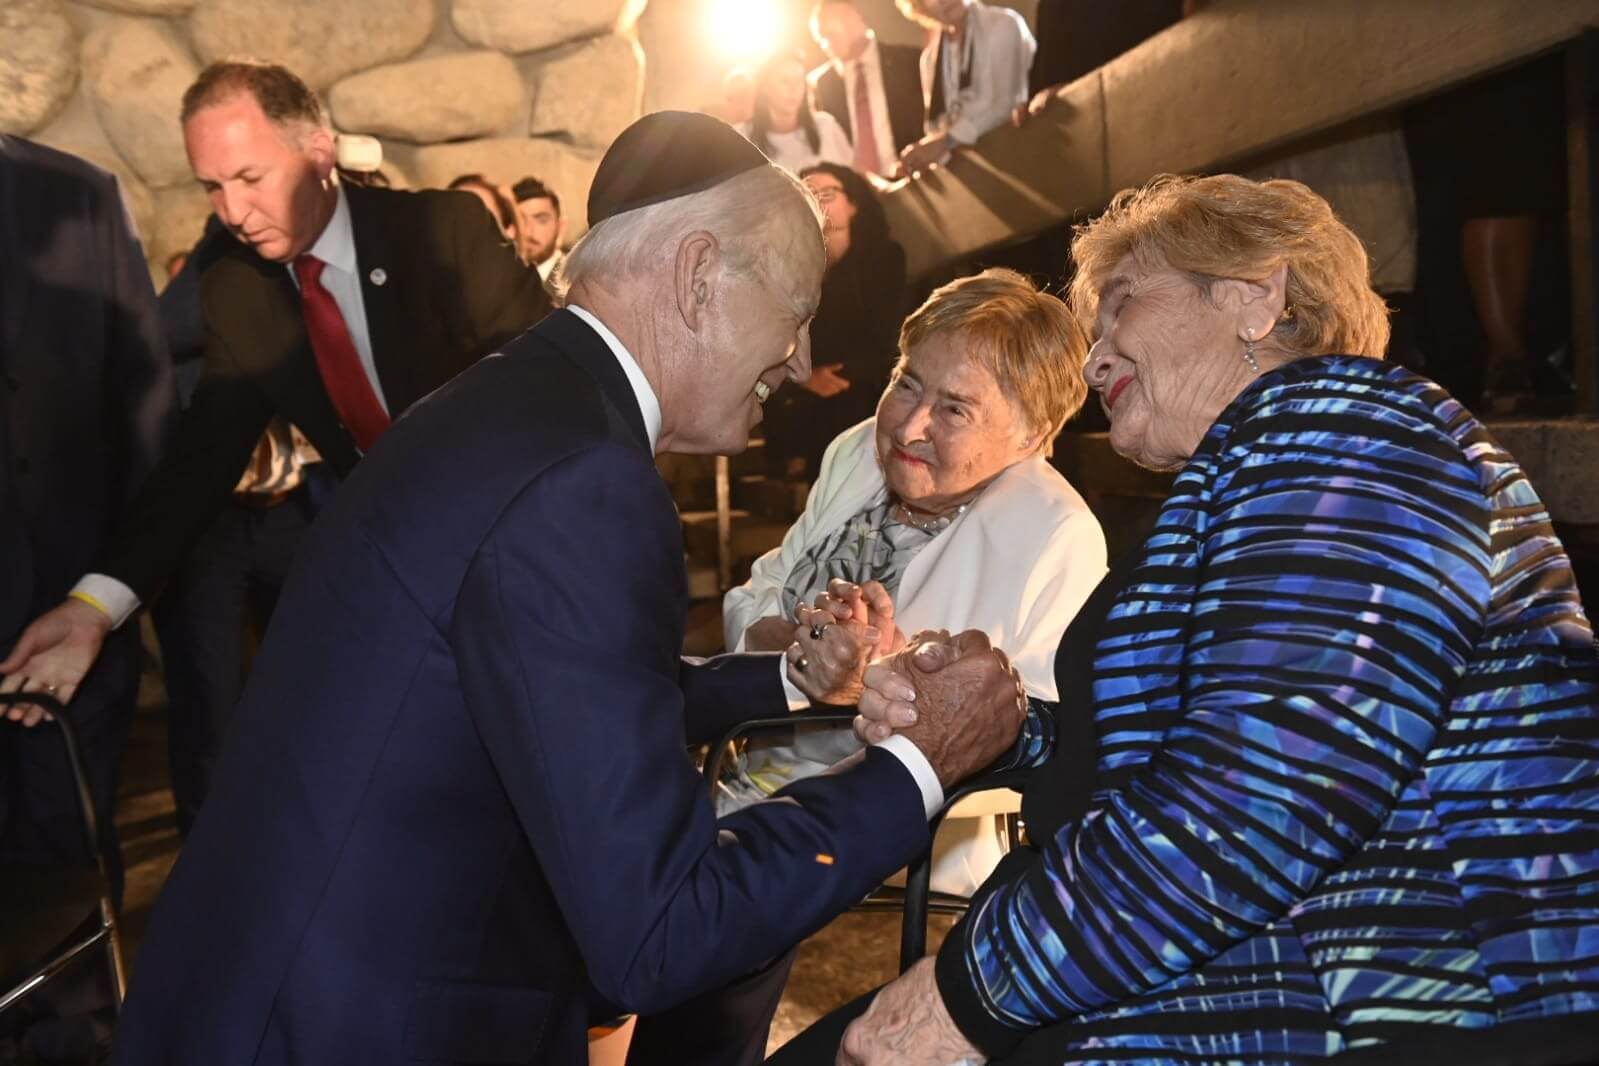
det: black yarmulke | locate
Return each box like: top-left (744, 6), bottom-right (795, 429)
top-left (587, 111), bottom-right (770, 227)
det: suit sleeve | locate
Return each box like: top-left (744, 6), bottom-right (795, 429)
top-left (451, 442), bottom-right (930, 1014)
top-left (94, 327), bottom-right (274, 603)
top-left (935, 396), bottom-right (1492, 1057)
top-left (447, 193), bottom-right (552, 355)
top-left (99, 170), bottom-right (175, 507)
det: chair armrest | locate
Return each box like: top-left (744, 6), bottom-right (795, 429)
top-left (702, 708), bottom-right (858, 797)
top-left (899, 766), bottom-right (1034, 971)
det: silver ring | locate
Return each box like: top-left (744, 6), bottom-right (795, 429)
top-left (42, 683), bottom-right (58, 695)
top-left (809, 622), bottom-right (828, 641)
top-left (794, 655), bottom-right (809, 673)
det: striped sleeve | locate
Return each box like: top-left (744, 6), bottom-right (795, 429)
top-left (937, 384), bottom-right (1497, 1055)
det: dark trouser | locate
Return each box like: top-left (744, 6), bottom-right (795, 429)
top-left (153, 492), bottom-right (311, 836)
top-left (0, 624), bottom-right (139, 910)
top-left (626, 948), bottom-right (799, 1066)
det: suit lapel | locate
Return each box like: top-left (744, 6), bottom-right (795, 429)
top-left (344, 183), bottom-right (419, 413)
top-left (538, 310), bottom-right (651, 454)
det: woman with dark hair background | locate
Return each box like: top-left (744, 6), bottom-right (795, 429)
top-left (740, 51), bottom-right (854, 173)
top-left (762, 162), bottom-right (908, 480)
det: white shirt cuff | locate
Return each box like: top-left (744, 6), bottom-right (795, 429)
top-left (779, 656), bottom-right (810, 711)
top-left (874, 734), bottom-right (945, 821)
top-left (71, 574), bottom-right (140, 629)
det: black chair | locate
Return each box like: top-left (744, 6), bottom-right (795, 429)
top-left (702, 710), bottom-right (1031, 972)
top-left (0, 692), bottom-right (127, 1017)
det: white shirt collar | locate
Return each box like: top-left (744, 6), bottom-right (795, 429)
top-left (303, 183), bottom-right (357, 275)
top-left (566, 304), bottom-right (662, 452)
top-left (838, 33), bottom-right (878, 76)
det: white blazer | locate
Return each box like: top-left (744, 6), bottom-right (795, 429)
top-left (724, 419), bottom-right (1107, 699)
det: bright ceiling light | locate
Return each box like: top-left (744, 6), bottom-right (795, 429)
top-left (706, 0), bottom-right (783, 65)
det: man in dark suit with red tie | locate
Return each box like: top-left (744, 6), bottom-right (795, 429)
top-left (809, 0), bottom-right (926, 179)
top-left (1, 62), bottom-right (551, 723)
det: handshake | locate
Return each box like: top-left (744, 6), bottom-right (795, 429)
top-left (782, 579), bottom-right (1027, 791)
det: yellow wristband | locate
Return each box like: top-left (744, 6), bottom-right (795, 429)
top-left (69, 590), bottom-right (112, 619)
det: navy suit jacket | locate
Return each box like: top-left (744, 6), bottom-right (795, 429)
top-left (0, 136), bottom-right (173, 646)
top-left (112, 310), bottom-right (929, 1066)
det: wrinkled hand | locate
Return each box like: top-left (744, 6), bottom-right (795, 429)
top-left (809, 579), bottom-right (906, 660)
top-left (745, 614), bottom-right (802, 653)
top-left (860, 629), bottom-right (1025, 788)
top-left (838, 958), bottom-right (983, 1066)
top-left (785, 600), bottom-right (880, 706)
top-left (0, 599), bottom-right (114, 726)
top-left (803, 364), bottom-right (852, 398)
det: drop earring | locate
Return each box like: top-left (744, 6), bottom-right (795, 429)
top-left (1243, 328), bottom-right (1260, 373)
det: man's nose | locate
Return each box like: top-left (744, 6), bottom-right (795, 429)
top-left (214, 185), bottom-right (246, 229)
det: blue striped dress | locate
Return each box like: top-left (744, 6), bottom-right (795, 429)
top-left (936, 356), bottom-right (1599, 1063)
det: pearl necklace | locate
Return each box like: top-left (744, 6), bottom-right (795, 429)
top-left (893, 500), bottom-right (968, 533)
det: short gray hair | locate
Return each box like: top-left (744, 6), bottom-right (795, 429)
top-left (554, 165), bottom-right (824, 316)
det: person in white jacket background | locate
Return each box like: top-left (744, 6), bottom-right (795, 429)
top-left (721, 267), bottom-right (1107, 894)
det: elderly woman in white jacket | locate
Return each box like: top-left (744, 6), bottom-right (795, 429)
top-left (722, 268), bottom-right (1107, 894)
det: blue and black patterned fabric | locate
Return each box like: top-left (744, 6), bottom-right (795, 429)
top-left (936, 355), bottom-right (1599, 1063)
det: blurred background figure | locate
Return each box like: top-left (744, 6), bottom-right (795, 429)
top-left (809, 0), bottom-right (925, 179)
top-left (511, 176), bottom-right (566, 284)
top-left (716, 65), bottom-right (757, 126)
top-left (447, 172), bottom-right (522, 247)
top-left (762, 163), bottom-right (907, 481)
top-left (896, 0), bottom-right (1035, 176)
top-left (741, 50), bottom-right (855, 172)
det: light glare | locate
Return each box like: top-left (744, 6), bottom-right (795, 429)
top-left (706, 0), bottom-right (782, 64)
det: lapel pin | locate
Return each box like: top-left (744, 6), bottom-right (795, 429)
top-left (369, 268), bottom-right (387, 286)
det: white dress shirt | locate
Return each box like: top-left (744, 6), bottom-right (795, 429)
top-left (566, 305), bottom-right (943, 820)
top-left (836, 36), bottom-right (900, 177)
top-left (73, 183), bottom-right (382, 628)
top-left (923, 0), bottom-right (1037, 146)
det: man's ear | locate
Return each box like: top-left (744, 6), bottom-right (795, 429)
top-left (1210, 263), bottom-right (1288, 342)
top-left (306, 127), bottom-right (337, 183)
top-left (674, 230), bottom-right (720, 332)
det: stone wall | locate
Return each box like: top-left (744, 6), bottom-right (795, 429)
top-left (0, 0), bottom-right (650, 277)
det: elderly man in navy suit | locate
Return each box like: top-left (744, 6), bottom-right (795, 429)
top-left (0, 136), bottom-right (174, 907)
top-left (109, 112), bottom-right (1026, 1065)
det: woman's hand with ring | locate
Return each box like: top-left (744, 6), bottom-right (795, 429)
top-left (785, 603), bottom-right (878, 706)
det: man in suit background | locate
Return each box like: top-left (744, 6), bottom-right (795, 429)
top-left (108, 111), bottom-right (1026, 1066)
top-left (809, 0), bottom-right (926, 179)
top-left (1, 61), bottom-right (551, 772)
top-left (0, 135), bottom-right (174, 909)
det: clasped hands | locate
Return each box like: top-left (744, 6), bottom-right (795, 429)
top-left (781, 579), bottom-right (1026, 792)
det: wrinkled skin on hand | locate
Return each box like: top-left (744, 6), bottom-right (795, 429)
top-left (837, 957), bottom-right (984, 1066)
top-left (890, 629), bottom-right (1025, 789)
top-left (0, 598), bottom-right (113, 726)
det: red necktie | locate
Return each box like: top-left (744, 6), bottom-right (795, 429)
top-left (852, 63), bottom-right (882, 176)
top-left (293, 255), bottom-right (390, 452)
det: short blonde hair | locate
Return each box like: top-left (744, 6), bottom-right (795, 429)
top-left (1068, 173), bottom-right (1391, 359)
top-left (898, 268), bottom-right (1089, 457)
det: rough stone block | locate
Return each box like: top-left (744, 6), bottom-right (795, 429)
top-left (76, 0), bottom-right (195, 13)
top-left (524, 33), bottom-right (643, 150)
top-left (82, 17), bottom-right (197, 187)
top-left (30, 94), bottom-right (155, 242)
top-left (190, 0), bottom-right (433, 90)
top-left (148, 182), bottom-right (214, 274)
top-left (450, 0), bottom-right (645, 55)
top-left (0, 0), bottom-right (78, 135)
top-left (330, 51), bottom-right (526, 144)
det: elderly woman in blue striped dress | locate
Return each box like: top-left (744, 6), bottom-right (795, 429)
top-left (771, 173), bottom-right (1599, 1065)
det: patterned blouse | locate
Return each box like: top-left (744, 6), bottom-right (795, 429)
top-left (778, 495), bottom-right (943, 619)
top-left (938, 356), bottom-right (1599, 1062)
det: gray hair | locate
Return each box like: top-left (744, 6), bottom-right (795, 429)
top-left (553, 165), bottom-right (824, 316)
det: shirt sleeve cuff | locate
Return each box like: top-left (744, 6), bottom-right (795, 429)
top-left (873, 734), bottom-right (944, 820)
top-left (70, 574), bottom-right (141, 629)
top-left (778, 656), bottom-right (811, 711)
